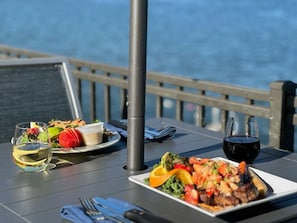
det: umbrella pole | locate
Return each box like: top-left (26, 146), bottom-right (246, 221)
top-left (127, 0), bottom-right (148, 171)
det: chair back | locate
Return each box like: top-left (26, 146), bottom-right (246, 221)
top-left (0, 57), bottom-right (83, 143)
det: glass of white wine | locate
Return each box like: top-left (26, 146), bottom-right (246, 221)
top-left (12, 122), bottom-right (53, 172)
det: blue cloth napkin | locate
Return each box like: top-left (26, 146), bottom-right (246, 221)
top-left (60, 204), bottom-right (114, 223)
top-left (60, 197), bottom-right (141, 223)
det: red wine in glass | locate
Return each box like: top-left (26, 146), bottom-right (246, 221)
top-left (223, 115), bottom-right (260, 164)
top-left (223, 135), bottom-right (260, 164)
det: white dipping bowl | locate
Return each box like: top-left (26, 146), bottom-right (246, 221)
top-left (77, 122), bottom-right (104, 146)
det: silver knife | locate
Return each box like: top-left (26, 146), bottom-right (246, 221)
top-left (94, 197), bottom-right (174, 223)
top-left (124, 209), bottom-right (175, 223)
top-left (91, 203), bottom-right (132, 223)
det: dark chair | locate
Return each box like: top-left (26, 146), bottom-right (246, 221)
top-left (0, 57), bottom-right (83, 143)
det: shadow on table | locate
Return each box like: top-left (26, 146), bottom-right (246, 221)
top-left (252, 146), bottom-right (292, 164)
top-left (52, 141), bottom-right (127, 169)
top-left (218, 193), bottom-right (297, 223)
top-left (52, 133), bottom-right (187, 169)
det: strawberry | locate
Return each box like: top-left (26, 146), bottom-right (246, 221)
top-left (27, 127), bottom-right (39, 136)
top-left (58, 128), bottom-right (82, 149)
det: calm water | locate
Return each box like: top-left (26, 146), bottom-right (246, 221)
top-left (1, 0), bottom-right (297, 88)
top-left (1, 0), bottom-right (297, 148)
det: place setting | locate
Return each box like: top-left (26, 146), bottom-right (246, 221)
top-left (10, 119), bottom-right (121, 172)
top-left (128, 113), bottom-right (297, 217)
top-left (10, 118), bottom-right (177, 173)
top-left (60, 196), bottom-right (174, 223)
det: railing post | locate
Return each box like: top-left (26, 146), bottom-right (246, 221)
top-left (176, 86), bottom-right (183, 121)
top-left (75, 66), bottom-right (83, 112)
top-left (121, 93), bottom-right (128, 119)
top-left (269, 81), bottom-right (296, 151)
top-left (104, 72), bottom-right (111, 122)
top-left (156, 82), bottom-right (163, 118)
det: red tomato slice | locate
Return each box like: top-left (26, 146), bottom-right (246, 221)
top-left (184, 185), bottom-right (199, 205)
top-left (174, 163), bottom-right (191, 172)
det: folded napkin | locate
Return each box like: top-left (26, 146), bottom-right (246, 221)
top-left (105, 120), bottom-right (176, 142)
top-left (60, 197), bottom-right (141, 223)
top-left (104, 123), bottom-right (129, 138)
top-left (60, 205), bottom-right (113, 223)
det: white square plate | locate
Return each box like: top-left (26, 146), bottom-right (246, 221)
top-left (129, 157), bottom-right (297, 217)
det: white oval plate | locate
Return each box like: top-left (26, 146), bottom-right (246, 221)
top-left (52, 131), bottom-right (121, 154)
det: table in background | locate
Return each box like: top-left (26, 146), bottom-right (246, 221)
top-left (0, 118), bottom-right (297, 223)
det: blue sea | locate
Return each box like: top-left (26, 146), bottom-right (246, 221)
top-left (1, 0), bottom-right (297, 148)
top-left (1, 0), bottom-right (297, 89)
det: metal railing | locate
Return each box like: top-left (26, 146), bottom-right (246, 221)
top-left (1, 45), bottom-right (296, 152)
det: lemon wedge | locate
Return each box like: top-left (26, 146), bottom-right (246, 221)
top-left (149, 165), bottom-right (193, 188)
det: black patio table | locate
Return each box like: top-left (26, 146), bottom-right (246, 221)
top-left (1, 118), bottom-right (297, 223)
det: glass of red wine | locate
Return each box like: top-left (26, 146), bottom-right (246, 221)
top-left (223, 113), bottom-right (260, 164)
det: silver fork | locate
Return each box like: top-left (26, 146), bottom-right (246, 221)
top-left (79, 197), bottom-right (123, 223)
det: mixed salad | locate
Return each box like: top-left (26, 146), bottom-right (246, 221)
top-left (21, 119), bottom-right (109, 149)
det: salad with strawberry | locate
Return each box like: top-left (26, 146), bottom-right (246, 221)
top-left (22, 119), bottom-right (110, 150)
top-left (50, 119), bottom-right (114, 149)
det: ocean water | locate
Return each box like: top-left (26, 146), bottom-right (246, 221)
top-left (1, 0), bottom-right (297, 148)
top-left (1, 0), bottom-right (297, 89)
